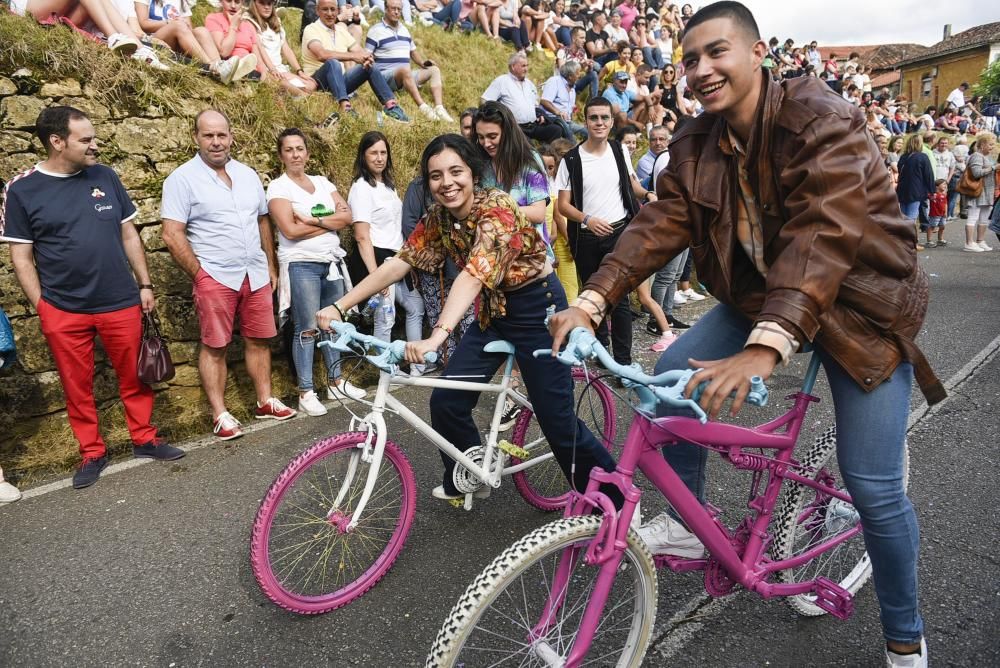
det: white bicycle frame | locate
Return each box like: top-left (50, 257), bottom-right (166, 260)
top-left (338, 350), bottom-right (557, 529)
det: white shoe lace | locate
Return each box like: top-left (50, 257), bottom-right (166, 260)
top-left (214, 411), bottom-right (241, 433)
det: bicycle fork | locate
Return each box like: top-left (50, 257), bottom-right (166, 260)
top-left (326, 411), bottom-right (389, 533)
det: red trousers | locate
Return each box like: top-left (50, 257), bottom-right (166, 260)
top-left (37, 300), bottom-right (157, 459)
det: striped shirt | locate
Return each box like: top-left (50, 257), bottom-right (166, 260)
top-left (365, 20), bottom-right (415, 77)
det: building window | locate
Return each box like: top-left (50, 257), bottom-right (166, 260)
top-left (921, 74), bottom-right (933, 98)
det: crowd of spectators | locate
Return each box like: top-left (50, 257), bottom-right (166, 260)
top-left (2, 0), bottom-right (1000, 499)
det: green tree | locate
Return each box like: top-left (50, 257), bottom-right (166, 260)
top-left (974, 59), bottom-right (1000, 98)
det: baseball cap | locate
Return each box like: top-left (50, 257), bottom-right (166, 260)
top-left (613, 71), bottom-right (630, 81)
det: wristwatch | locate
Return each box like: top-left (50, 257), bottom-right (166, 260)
top-left (139, 284), bottom-right (155, 290)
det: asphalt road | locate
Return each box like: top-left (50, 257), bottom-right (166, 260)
top-left (1, 225), bottom-right (998, 668)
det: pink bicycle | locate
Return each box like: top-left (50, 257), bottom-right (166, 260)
top-left (428, 328), bottom-right (906, 666)
top-left (250, 323), bottom-right (616, 615)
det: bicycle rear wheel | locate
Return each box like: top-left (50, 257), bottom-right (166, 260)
top-left (511, 368), bottom-right (617, 511)
top-left (250, 431), bottom-right (417, 614)
top-left (427, 515), bottom-right (657, 667)
top-left (771, 426), bottom-right (910, 616)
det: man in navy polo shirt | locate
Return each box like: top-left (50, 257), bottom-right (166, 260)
top-left (1, 106), bottom-right (184, 490)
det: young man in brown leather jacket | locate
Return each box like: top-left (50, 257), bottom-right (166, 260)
top-left (549, 3), bottom-right (938, 665)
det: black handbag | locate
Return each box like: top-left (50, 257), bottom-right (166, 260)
top-left (137, 312), bottom-right (175, 384)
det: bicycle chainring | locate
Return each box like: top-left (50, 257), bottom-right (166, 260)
top-left (704, 558), bottom-right (737, 597)
top-left (452, 446), bottom-right (486, 494)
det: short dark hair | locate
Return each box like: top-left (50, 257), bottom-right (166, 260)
top-left (276, 127), bottom-right (307, 153)
top-left (36, 106), bottom-right (89, 152)
top-left (353, 130), bottom-right (396, 191)
top-left (419, 134), bottom-right (486, 188)
top-left (584, 96), bottom-right (613, 114)
top-left (615, 124), bottom-right (641, 142)
top-left (685, 1), bottom-right (760, 41)
top-left (460, 107), bottom-right (477, 125)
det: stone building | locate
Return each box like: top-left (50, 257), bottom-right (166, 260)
top-left (898, 22), bottom-right (1000, 110)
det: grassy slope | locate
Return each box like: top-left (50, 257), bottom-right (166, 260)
top-left (1, 9), bottom-right (564, 192)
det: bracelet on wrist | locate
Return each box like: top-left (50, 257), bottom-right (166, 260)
top-left (332, 302), bottom-right (346, 319)
top-left (434, 323), bottom-right (453, 335)
top-left (576, 294), bottom-right (605, 317)
top-left (581, 214), bottom-right (591, 229)
top-left (139, 284), bottom-right (155, 290)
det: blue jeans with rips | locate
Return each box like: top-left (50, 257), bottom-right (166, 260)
top-left (652, 303), bottom-right (923, 644)
top-left (288, 261), bottom-right (346, 391)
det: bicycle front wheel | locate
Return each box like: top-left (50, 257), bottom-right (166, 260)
top-left (250, 431), bottom-right (417, 614)
top-left (771, 426), bottom-right (910, 616)
top-left (511, 367), bottom-right (618, 511)
top-left (427, 515), bottom-right (657, 668)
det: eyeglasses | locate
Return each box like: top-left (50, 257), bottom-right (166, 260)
top-left (587, 114), bottom-right (612, 122)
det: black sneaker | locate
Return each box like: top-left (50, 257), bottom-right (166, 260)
top-left (133, 438), bottom-right (185, 461)
top-left (499, 398), bottom-right (522, 431)
top-left (73, 455), bottom-right (109, 489)
top-left (668, 316), bottom-right (691, 330)
top-left (645, 319), bottom-right (661, 336)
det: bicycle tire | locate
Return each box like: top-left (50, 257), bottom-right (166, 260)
top-left (427, 515), bottom-right (657, 667)
top-left (771, 426), bottom-right (910, 616)
top-left (511, 368), bottom-right (617, 511)
top-left (250, 431), bottom-right (417, 614)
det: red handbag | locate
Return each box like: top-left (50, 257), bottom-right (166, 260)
top-left (137, 312), bottom-right (175, 384)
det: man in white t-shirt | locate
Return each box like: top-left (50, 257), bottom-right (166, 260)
top-left (555, 96), bottom-right (654, 366)
top-left (931, 136), bottom-right (956, 182)
top-left (945, 82), bottom-right (968, 112)
top-left (365, 0), bottom-right (453, 121)
top-left (482, 52), bottom-right (563, 143)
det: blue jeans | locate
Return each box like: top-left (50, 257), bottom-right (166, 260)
top-left (498, 24), bottom-right (529, 50)
top-left (429, 277), bottom-right (618, 500)
top-left (650, 248), bottom-right (688, 317)
top-left (553, 117), bottom-right (588, 140)
top-left (312, 60), bottom-right (395, 105)
top-left (947, 190), bottom-right (960, 218)
top-left (555, 26), bottom-right (572, 46)
top-left (653, 303), bottom-right (923, 644)
top-left (288, 261), bottom-right (346, 391)
top-left (374, 278), bottom-right (425, 344)
top-left (899, 200), bottom-right (921, 220)
top-left (575, 69), bottom-right (599, 98)
top-left (641, 46), bottom-right (665, 69)
top-left (431, 0), bottom-right (461, 25)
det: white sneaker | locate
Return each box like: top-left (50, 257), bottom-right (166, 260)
top-left (979, 241), bottom-right (993, 251)
top-left (297, 390), bottom-right (328, 417)
top-left (133, 46), bottom-right (170, 71)
top-left (434, 105), bottom-right (454, 122)
top-left (885, 638), bottom-right (927, 668)
top-left (963, 242), bottom-right (985, 252)
top-left (214, 56), bottom-right (239, 84)
top-left (672, 291), bottom-right (688, 305)
top-left (0, 481), bottom-right (21, 504)
top-left (231, 54), bottom-right (258, 83)
top-left (107, 33), bottom-right (140, 55)
top-left (681, 288), bottom-right (706, 301)
top-left (418, 12), bottom-right (434, 25)
top-left (431, 484), bottom-right (491, 500)
top-left (628, 500), bottom-right (642, 533)
top-left (635, 512), bottom-right (705, 558)
top-left (419, 103), bottom-right (439, 120)
top-left (327, 379), bottom-right (367, 402)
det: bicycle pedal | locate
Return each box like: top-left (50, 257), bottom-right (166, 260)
top-left (811, 577), bottom-right (854, 620)
top-left (497, 439), bottom-right (531, 460)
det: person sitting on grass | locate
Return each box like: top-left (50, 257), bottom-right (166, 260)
top-left (134, 0), bottom-right (257, 83)
top-left (365, 0), bottom-right (455, 122)
top-left (204, 0), bottom-right (262, 78)
top-left (300, 0), bottom-right (410, 121)
top-left (11, 0), bottom-right (169, 69)
top-left (246, 0), bottom-right (317, 95)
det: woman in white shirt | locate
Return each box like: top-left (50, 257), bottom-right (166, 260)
top-left (246, 0), bottom-right (317, 96)
top-left (267, 129), bottom-right (366, 416)
top-left (348, 132), bottom-right (426, 371)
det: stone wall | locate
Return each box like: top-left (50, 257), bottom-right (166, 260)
top-left (0, 76), bottom-right (300, 482)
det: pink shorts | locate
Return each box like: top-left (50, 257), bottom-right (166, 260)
top-left (193, 269), bottom-right (277, 348)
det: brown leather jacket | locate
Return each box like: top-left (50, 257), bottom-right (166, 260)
top-left (585, 72), bottom-right (945, 403)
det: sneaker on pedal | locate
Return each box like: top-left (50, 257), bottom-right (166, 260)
top-left (327, 379), bottom-right (366, 401)
top-left (885, 638), bottom-right (927, 668)
top-left (432, 485), bottom-right (491, 500)
top-left (297, 390), bottom-right (328, 417)
top-left (255, 397), bottom-right (296, 420)
top-left (213, 411), bottom-right (243, 440)
top-left (498, 397), bottom-right (522, 431)
top-left (636, 512), bottom-right (705, 558)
